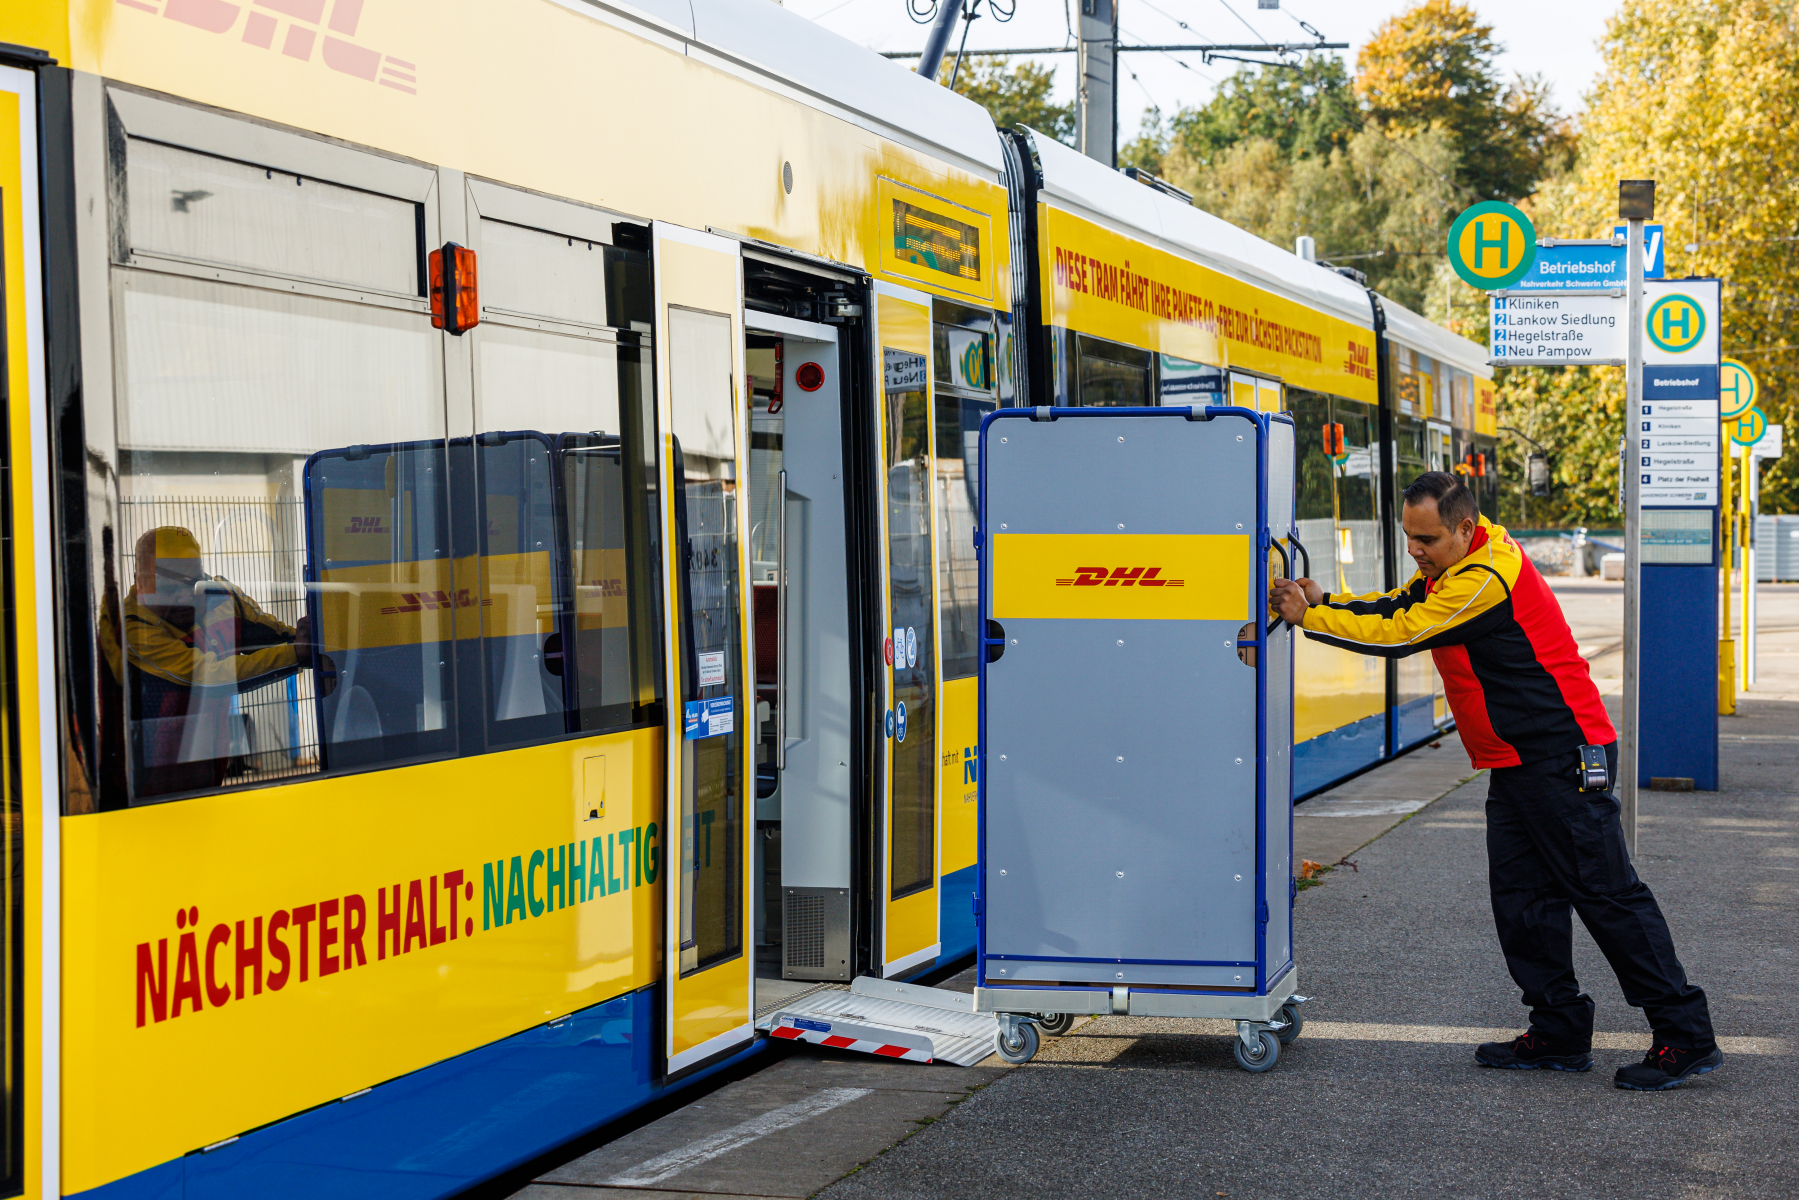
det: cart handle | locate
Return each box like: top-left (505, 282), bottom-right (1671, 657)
top-left (1267, 538), bottom-right (1291, 636)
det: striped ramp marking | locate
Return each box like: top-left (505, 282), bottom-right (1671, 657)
top-left (769, 1014), bottom-right (933, 1062)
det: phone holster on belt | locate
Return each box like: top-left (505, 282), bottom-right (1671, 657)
top-left (1577, 744), bottom-right (1610, 792)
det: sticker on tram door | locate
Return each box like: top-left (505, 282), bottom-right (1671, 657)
top-left (684, 697), bottom-right (735, 739)
top-left (697, 651), bottom-right (726, 687)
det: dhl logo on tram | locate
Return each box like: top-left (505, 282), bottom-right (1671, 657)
top-left (992, 533), bottom-right (1249, 621)
top-left (1055, 566), bottom-right (1186, 588)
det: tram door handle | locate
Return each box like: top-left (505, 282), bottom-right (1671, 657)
top-left (776, 469), bottom-right (788, 772)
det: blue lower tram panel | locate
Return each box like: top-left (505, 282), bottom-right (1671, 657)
top-left (1293, 711), bottom-right (1386, 799)
top-left (937, 863), bottom-right (978, 965)
top-left (81, 879), bottom-right (984, 1200)
top-left (75, 986), bottom-right (764, 1200)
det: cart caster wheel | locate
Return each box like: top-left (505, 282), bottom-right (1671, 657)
top-left (1276, 1003), bottom-right (1303, 1044)
top-left (1036, 1012), bottom-right (1075, 1037)
top-left (1233, 1029), bottom-right (1281, 1073)
top-left (995, 1022), bottom-right (1040, 1065)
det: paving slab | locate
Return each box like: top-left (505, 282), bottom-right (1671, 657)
top-left (1295, 730), bottom-right (1479, 869)
top-left (507, 1049), bottom-right (1003, 1199)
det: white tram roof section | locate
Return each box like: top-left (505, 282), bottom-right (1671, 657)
top-left (565, 0), bottom-right (1005, 178)
top-left (1380, 297), bottom-right (1495, 380)
top-left (1025, 131), bottom-right (1376, 332)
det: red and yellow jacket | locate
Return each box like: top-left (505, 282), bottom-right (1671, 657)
top-left (1299, 517), bottom-right (1615, 769)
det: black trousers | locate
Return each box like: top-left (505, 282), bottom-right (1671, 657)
top-left (1486, 743), bottom-right (1714, 1049)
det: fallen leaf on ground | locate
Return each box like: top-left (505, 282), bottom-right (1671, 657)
top-left (1299, 859), bottom-right (1326, 880)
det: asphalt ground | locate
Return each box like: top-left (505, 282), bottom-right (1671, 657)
top-left (819, 588), bottom-right (1799, 1200)
top-left (501, 584), bottom-right (1799, 1200)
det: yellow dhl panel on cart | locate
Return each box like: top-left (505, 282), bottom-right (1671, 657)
top-left (990, 533), bottom-right (1250, 621)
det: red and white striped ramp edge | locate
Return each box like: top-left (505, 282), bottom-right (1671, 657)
top-left (769, 1014), bottom-right (933, 1062)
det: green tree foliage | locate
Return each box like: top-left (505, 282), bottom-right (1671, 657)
top-left (1119, 107), bottom-right (1170, 177)
top-left (1167, 56), bottom-right (1361, 170)
top-left (940, 56), bottom-right (1075, 145)
top-left (1508, 0), bottom-right (1799, 518)
top-left (1129, 1), bottom-right (1566, 313)
top-left (1166, 125), bottom-right (1461, 312)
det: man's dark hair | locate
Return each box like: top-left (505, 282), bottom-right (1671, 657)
top-left (1402, 471), bottom-right (1478, 530)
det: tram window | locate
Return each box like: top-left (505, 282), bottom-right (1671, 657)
top-left (936, 394), bottom-right (994, 682)
top-left (1330, 401), bottom-right (1383, 596)
top-left (1291, 391), bottom-right (1382, 597)
top-left (124, 138), bottom-right (418, 296)
top-left (108, 270), bottom-right (449, 802)
top-left (670, 308), bottom-right (744, 977)
top-left (478, 220), bottom-right (610, 327)
top-left (474, 322), bottom-right (664, 742)
top-left (887, 350), bottom-right (937, 900)
top-left (1076, 335), bottom-right (1152, 407)
top-left (933, 317), bottom-right (992, 391)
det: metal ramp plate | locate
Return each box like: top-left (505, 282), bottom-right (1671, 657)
top-left (756, 977), bottom-right (999, 1066)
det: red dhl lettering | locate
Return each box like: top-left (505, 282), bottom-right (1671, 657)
top-left (1053, 566), bottom-right (1185, 588)
top-left (113, 0), bottom-right (420, 96)
top-left (345, 515), bottom-right (388, 535)
top-left (378, 589), bottom-right (495, 615)
top-left (1345, 339), bottom-right (1376, 380)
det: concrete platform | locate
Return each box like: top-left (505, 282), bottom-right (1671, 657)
top-left (510, 1052), bottom-right (1005, 1199)
top-left (497, 584), bottom-right (1799, 1200)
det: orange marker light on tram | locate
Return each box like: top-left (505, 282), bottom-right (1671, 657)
top-left (429, 243), bottom-right (481, 335)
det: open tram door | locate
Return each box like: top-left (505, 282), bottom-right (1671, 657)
top-left (871, 285), bottom-right (940, 978)
top-left (652, 224), bottom-right (757, 1076)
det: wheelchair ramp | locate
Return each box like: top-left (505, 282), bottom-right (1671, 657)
top-left (757, 976), bottom-right (999, 1066)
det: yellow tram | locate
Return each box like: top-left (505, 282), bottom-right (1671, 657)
top-left (0, 1), bottom-right (1493, 1195)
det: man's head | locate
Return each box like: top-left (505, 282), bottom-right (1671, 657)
top-left (135, 526), bottom-right (206, 602)
top-left (1401, 471), bottom-right (1479, 580)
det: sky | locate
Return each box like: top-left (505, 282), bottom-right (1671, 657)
top-left (788, 0), bottom-right (1618, 144)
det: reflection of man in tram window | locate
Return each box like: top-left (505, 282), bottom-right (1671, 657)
top-left (120, 526), bottom-right (321, 795)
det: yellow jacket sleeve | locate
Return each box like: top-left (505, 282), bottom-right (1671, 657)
top-left (124, 587), bottom-right (300, 692)
top-left (1302, 562), bottom-right (1510, 659)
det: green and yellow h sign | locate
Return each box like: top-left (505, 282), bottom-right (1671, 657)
top-left (1447, 202), bottom-right (1537, 290)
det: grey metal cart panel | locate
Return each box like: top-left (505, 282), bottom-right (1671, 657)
top-left (975, 405), bottom-right (1303, 1071)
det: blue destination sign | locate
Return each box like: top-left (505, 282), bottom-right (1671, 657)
top-left (1644, 365), bottom-right (1720, 400)
top-left (1511, 244), bottom-right (1625, 292)
top-left (1510, 227), bottom-right (1664, 292)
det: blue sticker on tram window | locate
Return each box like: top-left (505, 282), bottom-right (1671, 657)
top-left (896, 701), bottom-right (908, 743)
top-left (683, 696), bottom-right (735, 740)
top-left (790, 1017), bottom-right (832, 1033)
top-left (885, 709), bottom-right (896, 738)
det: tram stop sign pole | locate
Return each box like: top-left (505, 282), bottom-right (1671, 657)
top-left (1620, 178), bottom-right (1653, 856)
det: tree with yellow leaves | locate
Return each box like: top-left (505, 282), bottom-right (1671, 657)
top-left (1357, 0), bottom-right (1571, 203)
top-left (1508, 0), bottom-right (1799, 518)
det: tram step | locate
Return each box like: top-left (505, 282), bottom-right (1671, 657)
top-left (757, 977), bottom-right (999, 1066)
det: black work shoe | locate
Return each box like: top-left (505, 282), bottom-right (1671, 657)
top-left (1475, 1031), bottom-right (1593, 1072)
top-left (1614, 1043), bottom-right (1724, 1091)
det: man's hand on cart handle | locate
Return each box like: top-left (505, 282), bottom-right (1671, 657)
top-left (1269, 578), bottom-right (1318, 627)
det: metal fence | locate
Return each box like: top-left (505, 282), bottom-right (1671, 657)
top-left (1757, 514), bottom-right (1799, 582)
top-left (118, 496), bottom-right (322, 786)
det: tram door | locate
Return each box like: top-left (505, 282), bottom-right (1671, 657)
top-left (0, 70), bottom-right (28, 1191)
top-left (652, 225), bottom-right (756, 1075)
top-left (742, 310), bottom-right (854, 990)
top-left (874, 286), bottom-right (941, 977)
